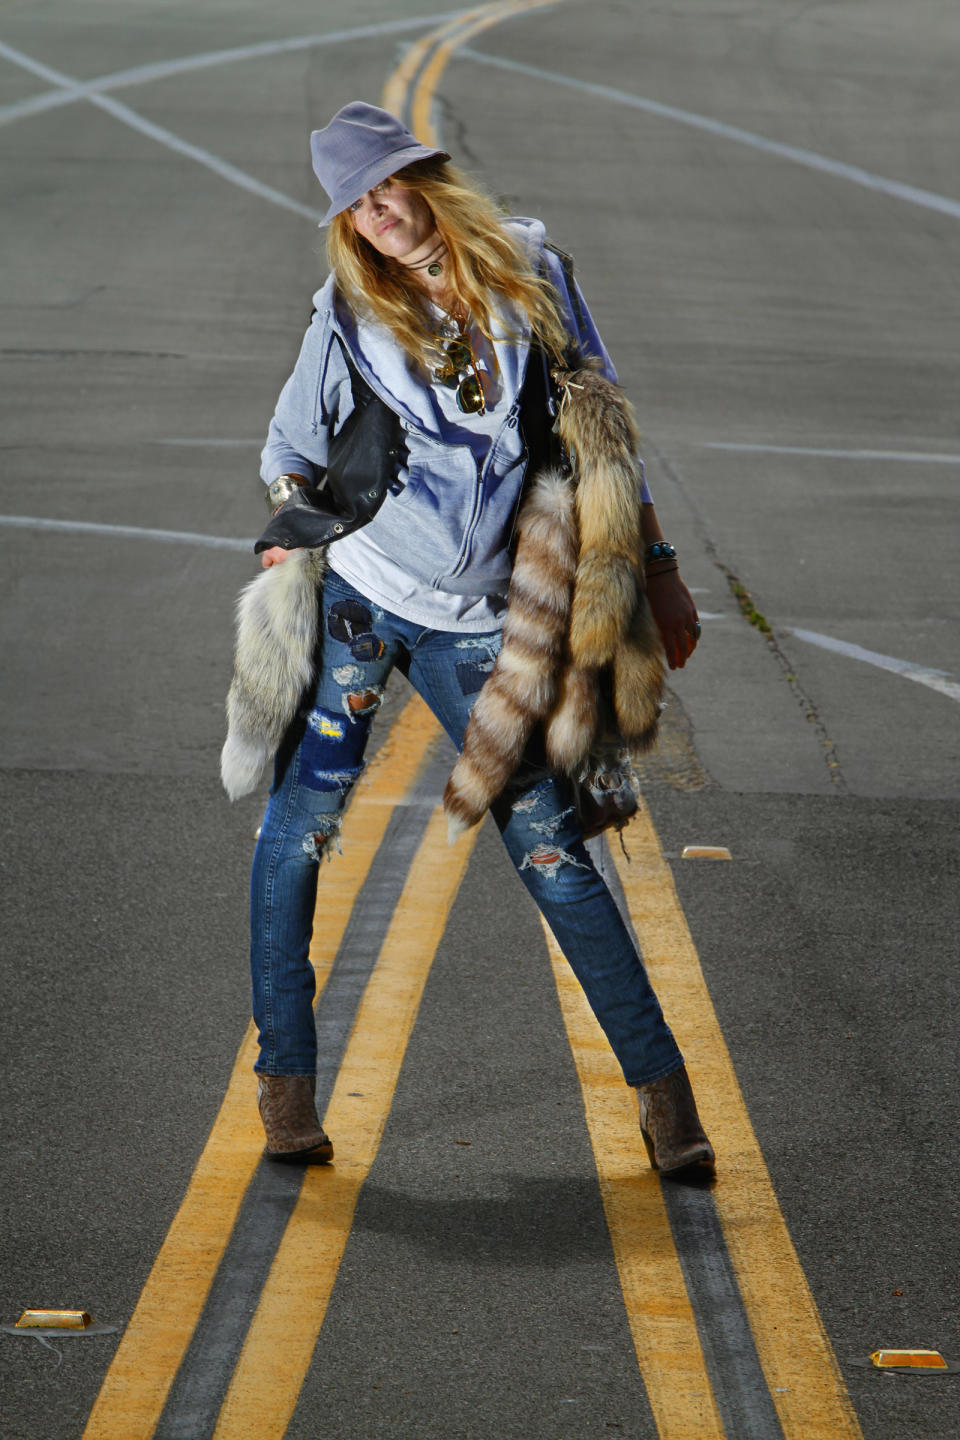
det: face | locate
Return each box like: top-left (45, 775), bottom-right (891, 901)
top-left (348, 177), bottom-right (435, 261)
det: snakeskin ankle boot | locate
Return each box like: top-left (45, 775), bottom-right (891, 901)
top-left (257, 1074), bottom-right (333, 1163)
top-left (635, 1065), bottom-right (715, 1177)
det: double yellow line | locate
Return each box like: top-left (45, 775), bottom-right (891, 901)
top-left (213, 785), bottom-right (478, 1438)
top-left (83, 684), bottom-right (863, 1438)
top-left (382, 0), bottom-right (564, 147)
top-left (545, 810), bottom-right (864, 1440)
top-left (83, 695), bottom-right (478, 1439)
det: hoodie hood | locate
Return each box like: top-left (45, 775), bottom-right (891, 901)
top-left (313, 216), bottom-right (549, 433)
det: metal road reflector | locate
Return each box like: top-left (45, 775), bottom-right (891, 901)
top-left (15, 1309), bottom-right (92, 1330)
top-left (870, 1349), bottom-right (947, 1369)
top-left (681, 845), bottom-right (733, 860)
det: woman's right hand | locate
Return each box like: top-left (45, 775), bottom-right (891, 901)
top-left (260, 546), bottom-right (297, 569)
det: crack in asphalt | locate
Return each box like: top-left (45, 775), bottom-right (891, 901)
top-left (435, 93), bottom-right (483, 166)
top-left (644, 438), bottom-right (848, 793)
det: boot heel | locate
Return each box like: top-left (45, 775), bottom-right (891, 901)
top-left (634, 1065), bottom-right (716, 1178)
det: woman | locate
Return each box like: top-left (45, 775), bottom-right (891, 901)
top-left (222, 102), bottom-right (714, 1178)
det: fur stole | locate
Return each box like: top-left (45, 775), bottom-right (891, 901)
top-left (220, 367), bottom-right (664, 814)
top-left (442, 366), bottom-right (664, 838)
top-left (221, 547), bottom-right (328, 801)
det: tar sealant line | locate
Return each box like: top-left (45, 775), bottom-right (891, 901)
top-left (786, 628), bottom-right (960, 704)
top-left (0, 16), bottom-right (467, 127)
top-left (0, 515), bottom-right (251, 551)
top-left (460, 48), bottom-right (960, 223)
top-left (663, 1185), bottom-right (788, 1440)
top-left (608, 812), bottom-right (864, 1439)
top-left (152, 739), bottom-right (452, 1440)
top-left (700, 443), bottom-right (960, 464)
top-left (597, 839), bottom-right (787, 1440)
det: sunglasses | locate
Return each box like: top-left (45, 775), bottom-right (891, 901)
top-left (433, 336), bottom-right (486, 414)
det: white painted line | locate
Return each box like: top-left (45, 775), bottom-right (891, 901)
top-left (461, 48), bottom-right (960, 223)
top-left (700, 442), bottom-right (960, 464)
top-left (0, 85), bottom-right (82, 126)
top-left (0, 40), bottom-right (317, 216)
top-left (0, 38), bottom-right (78, 88)
top-left (0, 515), bottom-right (251, 552)
top-left (156, 439), bottom-right (262, 447)
top-left (0, 16), bottom-right (465, 128)
top-left (59, 14), bottom-right (467, 91)
top-left (787, 628), bottom-right (960, 704)
top-left (94, 90), bottom-right (322, 218)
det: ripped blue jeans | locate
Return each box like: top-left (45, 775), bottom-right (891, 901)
top-left (250, 568), bottom-right (683, 1087)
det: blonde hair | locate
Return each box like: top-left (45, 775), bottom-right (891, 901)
top-left (327, 159), bottom-right (571, 369)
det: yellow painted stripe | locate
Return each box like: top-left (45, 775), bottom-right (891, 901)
top-left (381, 0), bottom-right (566, 148)
top-left (542, 920), bottom-right (726, 1439)
top-left (380, 6), bottom-right (495, 120)
top-left (81, 692), bottom-right (439, 1440)
top-left (80, 1030), bottom-right (263, 1440)
top-left (411, 2), bottom-right (558, 145)
top-left (610, 802), bottom-right (864, 1440)
top-left (212, 800), bottom-right (479, 1439)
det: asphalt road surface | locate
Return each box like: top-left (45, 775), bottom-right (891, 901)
top-left (1, 2), bottom-right (958, 1438)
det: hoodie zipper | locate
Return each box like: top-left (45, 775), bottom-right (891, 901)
top-left (327, 310), bottom-right (525, 584)
top-left (450, 402), bottom-right (521, 580)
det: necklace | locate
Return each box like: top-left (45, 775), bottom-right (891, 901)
top-left (437, 303), bottom-right (467, 338)
top-left (400, 239), bottom-right (447, 276)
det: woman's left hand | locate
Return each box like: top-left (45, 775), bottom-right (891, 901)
top-left (260, 545), bottom-right (297, 569)
top-left (645, 570), bottom-right (701, 670)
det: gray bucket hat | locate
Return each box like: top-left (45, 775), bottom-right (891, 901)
top-left (310, 102), bottom-right (450, 226)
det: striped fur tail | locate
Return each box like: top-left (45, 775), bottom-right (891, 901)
top-left (544, 661), bottom-right (598, 774)
top-left (612, 598), bottom-right (665, 750)
top-left (443, 470), bottom-right (577, 840)
top-left (557, 367), bottom-right (643, 667)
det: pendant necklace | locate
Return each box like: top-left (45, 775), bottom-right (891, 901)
top-left (402, 239), bottom-right (447, 277)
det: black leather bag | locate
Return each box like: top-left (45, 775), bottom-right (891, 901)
top-left (255, 337), bottom-right (402, 554)
top-left (573, 764), bottom-right (640, 840)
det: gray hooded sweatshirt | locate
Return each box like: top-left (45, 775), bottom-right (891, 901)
top-left (260, 218), bottom-right (649, 630)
